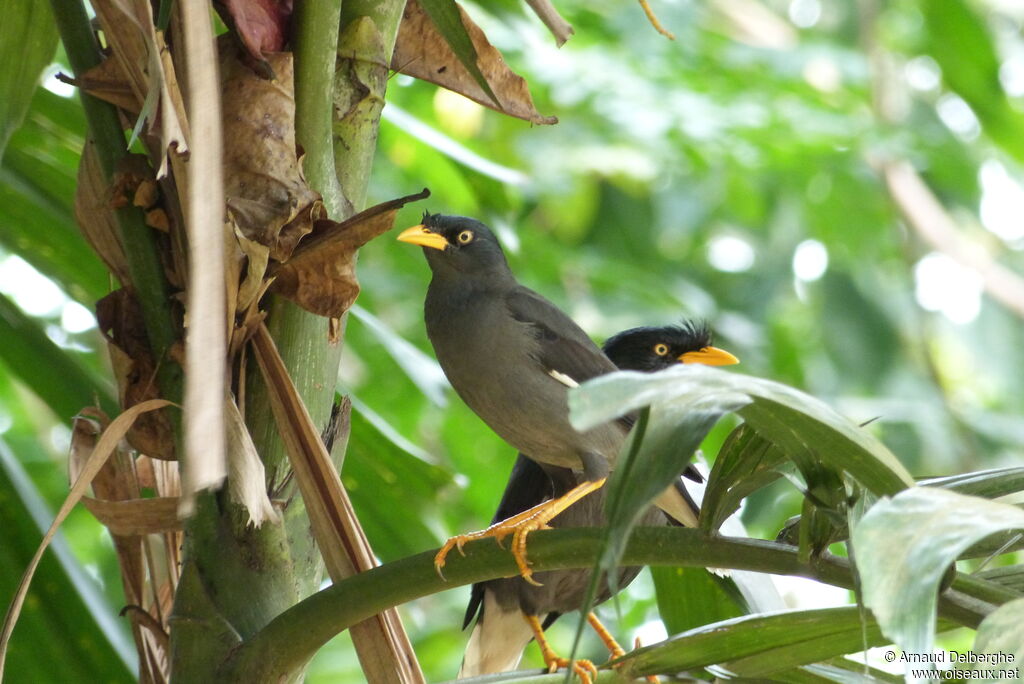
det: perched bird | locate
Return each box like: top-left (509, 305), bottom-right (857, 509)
top-left (397, 213), bottom-right (737, 562)
top-left (399, 214), bottom-right (682, 568)
top-left (459, 323), bottom-right (738, 680)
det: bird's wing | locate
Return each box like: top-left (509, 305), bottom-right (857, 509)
top-left (505, 288), bottom-right (619, 384)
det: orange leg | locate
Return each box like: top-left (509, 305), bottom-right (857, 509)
top-left (633, 636), bottom-right (660, 684)
top-left (434, 478), bottom-right (606, 586)
top-left (587, 612), bottom-right (625, 660)
top-left (590, 620), bottom-right (660, 684)
top-left (525, 614), bottom-right (598, 684)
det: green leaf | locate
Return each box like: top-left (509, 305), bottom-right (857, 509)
top-left (570, 366), bottom-right (914, 499)
top-left (613, 606), bottom-right (890, 679)
top-left (960, 531), bottom-right (1024, 561)
top-left (600, 400), bottom-right (740, 570)
top-left (350, 304), bottom-right (449, 407)
top-left (0, 293), bottom-right (117, 419)
top-left (651, 566), bottom-right (747, 634)
top-left (0, 167), bottom-right (111, 305)
top-left (770, 659), bottom-right (902, 684)
top-left (0, 88), bottom-right (109, 305)
top-left (418, 0), bottom-right (500, 108)
top-left (973, 597), bottom-right (1024, 673)
top-left (923, 0), bottom-right (1024, 164)
top-left (568, 366), bottom-right (914, 623)
top-left (701, 423), bottom-right (790, 533)
top-left (0, 440), bottom-right (134, 682)
top-left (776, 465), bottom-right (1024, 550)
top-left (0, 0), bottom-right (57, 160)
top-left (975, 566), bottom-right (1024, 593)
top-left (852, 488), bottom-right (1024, 660)
top-left (342, 398), bottom-right (452, 561)
top-left (737, 392), bottom-right (910, 496)
top-left (922, 467), bottom-right (1024, 500)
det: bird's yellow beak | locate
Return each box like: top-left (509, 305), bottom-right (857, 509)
top-left (680, 346), bottom-right (739, 366)
top-left (397, 224), bottom-right (449, 251)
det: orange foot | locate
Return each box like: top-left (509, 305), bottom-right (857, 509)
top-left (526, 614), bottom-right (599, 684)
top-left (632, 636), bottom-right (659, 683)
top-left (434, 477), bottom-right (606, 586)
top-left (589, 612), bottom-right (660, 681)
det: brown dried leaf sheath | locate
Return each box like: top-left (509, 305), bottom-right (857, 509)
top-left (96, 290), bottom-right (176, 460)
top-left (76, 142), bottom-right (132, 286)
top-left (90, 0), bottom-right (189, 175)
top-left (69, 57), bottom-right (140, 113)
top-left (270, 188), bottom-right (431, 317)
top-left (221, 45), bottom-right (321, 262)
top-left (392, 0), bottom-right (557, 125)
top-left (80, 496), bottom-right (182, 535)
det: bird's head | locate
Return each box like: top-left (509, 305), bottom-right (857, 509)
top-left (602, 320), bottom-right (739, 371)
top-left (397, 213), bottom-right (510, 277)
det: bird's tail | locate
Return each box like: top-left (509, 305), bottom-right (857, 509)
top-left (458, 591), bottom-right (534, 678)
top-left (654, 481), bottom-right (700, 528)
top-left (656, 472), bottom-right (736, 577)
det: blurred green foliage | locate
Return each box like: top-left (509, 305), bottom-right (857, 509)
top-left (1, 0), bottom-right (1023, 681)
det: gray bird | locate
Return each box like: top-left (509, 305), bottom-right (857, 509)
top-left (399, 214), bottom-right (702, 570)
top-left (458, 323), bottom-right (738, 679)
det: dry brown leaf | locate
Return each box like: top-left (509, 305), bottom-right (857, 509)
top-left (178, 0), bottom-right (229, 517)
top-left (81, 496), bottom-right (183, 535)
top-left (221, 44), bottom-right (321, 262)
top-left (91, 0), bottom-right (190, 175)
top-left (145, 208), bottom-right (171, 232)
top-left (392, 0), bottom-right (557, 125)
top-left (76, 141), bottom-right (132, 286)
top-left (229, 280), bottom-right (271, 360)
top-left (134, 179), bottom-right (160, 208)
top-left (71, 414), bottom-right (146, 597)
top-left (217, 0), bottom-right (292, 64)
top-left (112, 155), bottom-right (159, 209)
top-left (232, 222), bottom-right (272, 314)
top-left (270, 189), bottom-right (430, 317)
top-left (136, 455), bottom-right (181, 497)
top-left (68, 57), bottom-right (140, 113)
top-left (71, 413), bottom-right (176, 684)
top-left (120, 605), bottom-right (170, 667)
top-left (251, 323), bottom-right (424, 683)
top-left (223, 220), bottom-right (244, 353)
top-left (0, 399), bottom-right (173, 679)
top-left (225, 395), bottom-right (280, 527)
top-left (97, 289), bottom-right (177, 460)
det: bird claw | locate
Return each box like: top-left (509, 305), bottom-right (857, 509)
top-left (512, 524), bottom-right (543, 586)
top-left (547, 657), bottom-right (598, 684)
top-left (436, 479), bottom-right (604, 585)
top-left (629, 637), bottom-right (659, 683)
top-left (433, 535), bottom-right (469, 580)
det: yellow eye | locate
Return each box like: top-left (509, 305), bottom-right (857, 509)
top-left (654, 343), bottom-right (669, 356)
top-left (457, 230), bottom-right (474, 244)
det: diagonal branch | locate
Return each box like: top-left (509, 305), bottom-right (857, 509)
top-left (883, 159), bottom-right (1024, 321)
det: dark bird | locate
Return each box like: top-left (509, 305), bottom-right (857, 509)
top-left (397, 211), bottom-right (739, 557)
top-left (458, 322), bottom-right (738, 679)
